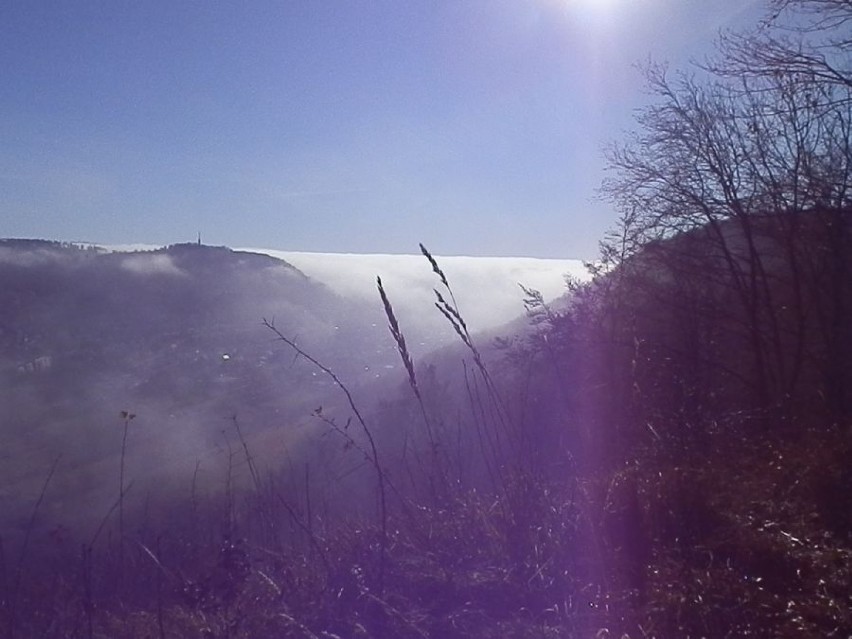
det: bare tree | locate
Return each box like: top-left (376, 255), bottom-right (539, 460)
top-left (601, 0), bottom-right (852, 422)
top-left (712, 0), bottom-right (851, 101)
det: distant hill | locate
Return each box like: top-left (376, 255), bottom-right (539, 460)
top-left (0, 241), bottom-right (394, 532)
top-left (0, 239), bottom-right (579, 534)
top-left (2, 221), bottom-right (850, 637)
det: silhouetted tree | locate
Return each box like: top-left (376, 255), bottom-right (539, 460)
top-left (600, 0), bottom-right (851, 425)
top-left (714, 0), bottom-right (851, 97)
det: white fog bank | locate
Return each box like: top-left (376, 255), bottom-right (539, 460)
top-left (241, 249), bottom-right (590, 335)
top-left (99, 242), bottom-right (591, 340)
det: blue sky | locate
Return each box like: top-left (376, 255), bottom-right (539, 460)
top-left (1, 0), bottom-right (764, 258)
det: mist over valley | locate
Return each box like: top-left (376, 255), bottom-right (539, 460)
top-left (0, 238), bottom-right (581, 536)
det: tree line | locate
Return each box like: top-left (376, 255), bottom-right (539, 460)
top-left (578, 0), bottom-right (852, 440)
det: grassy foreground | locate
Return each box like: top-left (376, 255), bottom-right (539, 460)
top-left (3, 250), bottom-right (850, 638)
top-left (3, 418), bottom-right (849, 638)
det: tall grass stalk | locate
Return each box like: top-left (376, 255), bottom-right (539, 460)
top-left (232, 415), bottom-right (283, 551)
top-left (276, 493), bottom-right (332, 578)
top-left (6, 456), bottom-right (60, 639)
top-left (70, 479), bottom-right (135, 639)
top-left (118, 410), bottom-right (136, 574)
top-left (190, 459), bottom-right (201, 542)
top-left (377, 275), bottom-right (448, 501)
top-left (462, 360), bottom-right (505, 491)
top-left (263, 318), bottom-right (388, 593)
top-left (421, 245), bottom-right (510, 435)
top-left (223, 433), bottom-right (236, 537)
top-left (90, 481), bottom-right (135, 550)
top-left (80, 544), bottom-right (94, 639)
top-left (420, 245), bottom-right (516, 494)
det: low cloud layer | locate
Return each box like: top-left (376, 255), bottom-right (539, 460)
top-left (99, 243), bottom-right (590, 354)
top-left (240, 249), bottom-right (589, 340)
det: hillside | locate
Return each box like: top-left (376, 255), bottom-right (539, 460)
top-left (1, 225), bottom-right (850, 637)
top-left (0, 240), bottom-right (394, 534)
top-left (0, 240), bottom-right (576, 535)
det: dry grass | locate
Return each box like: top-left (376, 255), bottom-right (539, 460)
top-left (2, 248), bottom-right (849, 638)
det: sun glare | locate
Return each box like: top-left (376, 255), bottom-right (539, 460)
top-left (573, 0), bottom-right (618, 17)
top-left (553, 0), bottom-right (620, 29)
